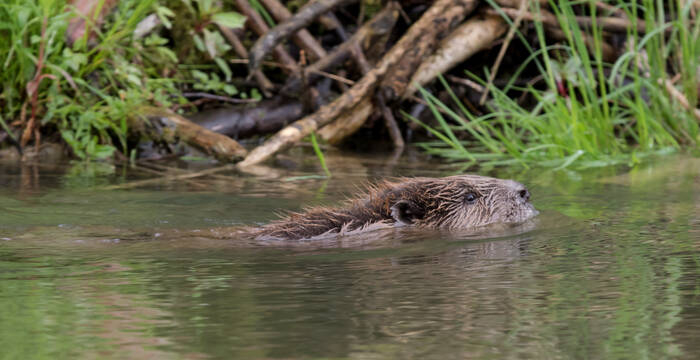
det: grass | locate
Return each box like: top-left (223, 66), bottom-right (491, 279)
top-left (406, 0), bottom-right (700, 169)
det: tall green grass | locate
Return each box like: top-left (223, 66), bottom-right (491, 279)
top-left (407, 0), bottom-right (700, 169)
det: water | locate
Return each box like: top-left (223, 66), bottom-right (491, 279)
top-left (1, 153), bottom-right (699, 359)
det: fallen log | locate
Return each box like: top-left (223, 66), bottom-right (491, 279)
top-left (238, 0), bottom-right (478, 167)
top-left (317, 98), bottom-right (373, 144)
top-left (188, 98), bottom-right (305, 139)
top-left (136, 107), bottom-right (248, 162)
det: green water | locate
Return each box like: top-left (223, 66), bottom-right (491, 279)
top-left (0, 154), bottom-right (699, 359)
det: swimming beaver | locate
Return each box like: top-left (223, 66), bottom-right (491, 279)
top-left (253, 175), bottom-right (538, 241)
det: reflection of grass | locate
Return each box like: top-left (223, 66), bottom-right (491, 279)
top-left (407, 0), bottom-right (699, 169)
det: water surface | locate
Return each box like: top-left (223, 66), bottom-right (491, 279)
top-left (1, 154), bottom-right (699, 359)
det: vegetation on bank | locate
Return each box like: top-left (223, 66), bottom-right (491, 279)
top-left (0, 0), bottom-right (248, 160)
top-left (413, 0), bottom-right (700, 169)
top-left (1, 0), bottom-right (699, 170)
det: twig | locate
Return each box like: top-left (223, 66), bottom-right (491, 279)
top-left (181, 92), bottom-right (261, 104)
top-left (447, 75), bottom-right (485, 93)
top-left (595, 1), bottom-right (626, 17)
top-left (217, 24), bottom-right (274, 94)
top-left (233, 0), bottom-right (300, 74)
top-left (351, 43), bottom-right (404, 149)
top-left (258, 0), bottom-right (328, 60)
top-left (491, 6), bottom-right (649, 33)
top-left (247, 0), bottom-right (357, 73)
top-left (661, 79), bottom-right (700, 122)
top-left (480, 0), bottom-right (527, 105)
top-left (229, 58), bottom-right (355, 85)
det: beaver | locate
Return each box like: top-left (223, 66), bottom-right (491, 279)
top-left (253, 175), bottom-right (538, 241)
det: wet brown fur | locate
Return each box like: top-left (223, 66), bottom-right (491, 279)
top-left (253, 175), bottom-right (538, 241)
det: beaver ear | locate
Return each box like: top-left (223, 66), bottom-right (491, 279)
top-left (390, 200), bottom-right (425, 225)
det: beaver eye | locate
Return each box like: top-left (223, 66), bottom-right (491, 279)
top-left (464, 192), bottom-right (478, 204)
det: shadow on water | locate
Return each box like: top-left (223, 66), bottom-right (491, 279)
top-left (1, 152), bottom-right (699, 359)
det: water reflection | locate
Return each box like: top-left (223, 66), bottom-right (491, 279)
top-left (0, 154), bottom-right (699, 359)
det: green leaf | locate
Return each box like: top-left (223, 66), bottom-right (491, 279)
top-left (192, 70), bottom-right (209, 82)
top-left (62, 48), bottom-right (87, 72)
top-left (126, 73), bottom-right (142, 87)
top-left (192, 33), bottom-right (205, 52)
top-left (214, 57), bottom-right (232, 82)
top-left (93, 144), bottom-right (116, 159)
top-left (203, 28), bottom-right (217, 58)
top-left (156, 6), bottom-right (175, 29)
top-left (222, 84), bottom-right (238, 95)
top-left (211, 12), bottom-right (246, 29)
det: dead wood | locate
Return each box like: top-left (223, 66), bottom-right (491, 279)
top-left (317, 98), bottom-right (373, 143)
top-left (189, 99), bottom-right (305, 139)
top-left (318, 13), bottom-right (349, 41)
top-left (248, 0), bottom-right (358, 73)
top-left (379, 1), bottom-right (479, 101)
top-left (238, 0), bottom-right (477, 167)
top-left (350, 43), bottom-right (404, 149)
top-left (233, 0), bottom-right (300, 75)
top-left (493, 6), bottom-right (648, 34)
top-left (217, 25), bottom-right (275, 94)
top-left (661, 79), bottom-right (700, 122)
top-left (137, 107), bottom-right (248, 162)
top-left (405, 14), bottom-right (508, 98)
top-left (493, 0), bottom-right (548, 7)
top-left (479, 0), bottom-right (525, 105)
top-left (259, 0), bottom-right (328, 61)
top-left (546, 27), bottom-right (616, 62)
top-left (280, 2), bottom-right (399, 96)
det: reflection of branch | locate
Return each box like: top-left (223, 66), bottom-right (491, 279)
top-left (103, 164), bottom-right (236, 190)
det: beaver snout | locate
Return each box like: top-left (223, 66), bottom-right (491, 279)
top-left (505, 180), bottom-right (532, 203)
top-left (519, 189), bottom-right (530, 202)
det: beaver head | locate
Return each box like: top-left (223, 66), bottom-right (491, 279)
top-left (383, 175), bottom-right (537, 228)
top-left (254, 175), bottom-right (538, 241)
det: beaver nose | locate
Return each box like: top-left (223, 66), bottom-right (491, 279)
top-left (519, 189), bottom-right (530, 202)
